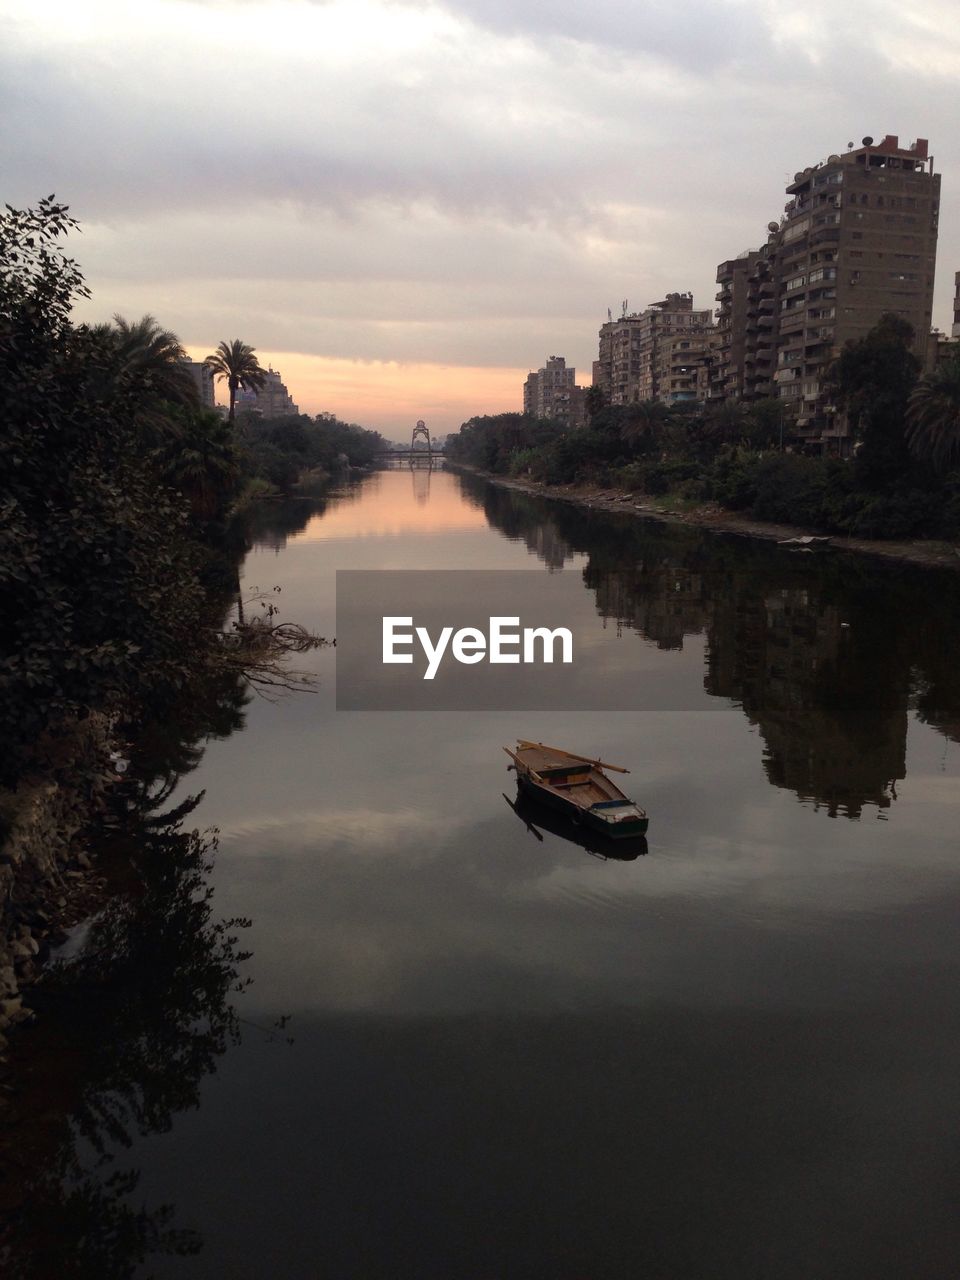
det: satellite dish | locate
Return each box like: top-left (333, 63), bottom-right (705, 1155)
top-left (767, 221), bottom-right (779, 233)
top-left (794, 172), bottom-right (804, 182)
top-left (828, 154), bottom-right (840, 163)
top-left (862, 136), bottom-right (874, 146)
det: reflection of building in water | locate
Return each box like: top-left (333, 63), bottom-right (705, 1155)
top-left (522, 521), bottom-right (575, 572)
top-left (589, 564), bottom-right (708, 650)
top-left (591, 561), bottom-right (906, 817)
top-left (705, 585), bottom-right (906, 818)
top-left (470, 478), bottom-right (960, 818)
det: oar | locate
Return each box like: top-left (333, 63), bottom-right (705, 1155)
top-left (514, 740), bottom-right (630, 774)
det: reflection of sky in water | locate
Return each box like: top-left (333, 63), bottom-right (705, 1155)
top-left (178, 469), bottom-right (960, 1021)
top-left (128, 467), bottom-right (960, 1279)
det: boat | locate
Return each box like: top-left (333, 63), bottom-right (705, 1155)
top-left (503, 740), bottom-right (649, 838)
top-left (503, 789), bottom-right (647, 860)
top-left (777, 535), bottom-right (833, 549)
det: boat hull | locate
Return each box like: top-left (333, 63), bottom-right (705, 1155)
top-left (517, 773), bottom-right (649, 838)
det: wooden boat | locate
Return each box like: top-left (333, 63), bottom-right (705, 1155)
top-left (503, 740), bottom-right (648, 838)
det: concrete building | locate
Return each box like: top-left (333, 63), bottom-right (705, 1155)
top-left (655, 329), bottom-right (724, 405)
top-left (523, 356), bottom-right (586, 426)
top-left (182, 360), bottom-right (216, 410)
top-left (593, 294), bottom-right (714, 406)
top-left (235, 367), bottom-right (300, 417)
top-left (713, 136), bottom-right (939, 452)
top-left (712, 254), bottom-right (760, 402)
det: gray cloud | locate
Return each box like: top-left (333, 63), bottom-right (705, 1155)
top-left (2, 0), bottom-right (958, 417)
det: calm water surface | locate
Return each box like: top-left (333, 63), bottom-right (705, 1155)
top-left (20, 466), bottom-right (960, 1277)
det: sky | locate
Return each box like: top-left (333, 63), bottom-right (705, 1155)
top-left (2, 0), bottom-right (958, 435)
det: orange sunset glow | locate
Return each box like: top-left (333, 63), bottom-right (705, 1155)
top-left (295, 470), bottom-right (488, 540)
top-left (186, 349), bottom-right (528, 436)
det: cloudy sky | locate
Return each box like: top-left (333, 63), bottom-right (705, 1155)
top-left (2, 0), bottom-right (958, 434)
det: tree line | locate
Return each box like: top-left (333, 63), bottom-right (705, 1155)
top-left (447, 314), bottom-right (960, 540)
top-left (0, 198), bottom-right (379, 794)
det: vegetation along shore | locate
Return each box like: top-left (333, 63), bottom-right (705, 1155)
top-left (446, 317), bottom-right (960, 572)
top-left (0, 199), bottom-right (382, 1063)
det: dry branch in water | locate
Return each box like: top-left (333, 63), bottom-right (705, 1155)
top-left (216, 589), bottom-right (330, 697)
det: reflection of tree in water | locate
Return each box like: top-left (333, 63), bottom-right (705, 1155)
top-left (0, 501), bottom-right (319, 1274)
top-left (478, 485), bottom-right (960, 819)
top-left (0, 803), bottom-right (251, 1278)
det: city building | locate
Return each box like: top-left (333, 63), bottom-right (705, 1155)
top-left (235, 367), bottom-right (300, 417)
top-left (181, 360), bottom-right (216, 410)
top-left (714, 135), bottom-right (939, 453)
top-left (655, 329), bottom-right (724, 405)
top-left (593, 294), bottom-right (714, 406)
top-left (523, 356), bottom-right (586, 427)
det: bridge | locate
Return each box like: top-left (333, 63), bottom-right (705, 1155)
top-left (375, 418), bottom-right (445, 459)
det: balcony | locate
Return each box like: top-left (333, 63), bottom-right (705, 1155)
top-left (779, 312), bottom-right (806, 335)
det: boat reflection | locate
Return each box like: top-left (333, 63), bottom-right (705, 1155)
top-left (503, 788), bottom-right (648, 861)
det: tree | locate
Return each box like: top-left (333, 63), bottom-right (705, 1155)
top-left (86, 312), bottom-right (198, 443)
top-left (906, 354), bottom-right (960, 472)
top-left (0, 198), bottom-right (211, 785)
top-left (156, 409), bottom-right (241, 519)
top-left (827, 313), bottom-right (920, 487)
top-left (204, 339), bottom-right (266, 425)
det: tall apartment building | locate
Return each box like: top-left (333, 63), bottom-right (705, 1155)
top-left (593, 293), bottom-right (714, 406)
top-left (712, 254), bottom-right (760, 402)
top-left (523, 355), bottom-right (586, 426)
top-left (181, 360), bottom-right (217, 410)
top-left (235, 367), bottom-right (300, 417)
top-left (715, 135), bottom-right (939, 453)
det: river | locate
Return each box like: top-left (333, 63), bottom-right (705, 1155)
top-left (10, 463), bottom-right (960, 1278)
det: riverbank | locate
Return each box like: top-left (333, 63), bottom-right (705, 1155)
top-left (450, 464), bottom-right (960, 571)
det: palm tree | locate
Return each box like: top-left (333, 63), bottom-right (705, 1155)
top-left (109, 313), bottom-right (198, 407)
top-left (906, 355), bottom-right (960, 471)
top-left (204, 339), bottom-right (266, 425)
top-left (156, 410), bottom-right (240, 519)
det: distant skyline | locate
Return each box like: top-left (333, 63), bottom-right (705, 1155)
top-left (3, 0), bottom-right (958, 433)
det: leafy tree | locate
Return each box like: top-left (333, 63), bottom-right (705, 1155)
top-left (85, 312), bottom-right (198, 444)
top-left (0, 198), bottom-right (211, 785)
top-left (204, 339), bottom-right (266, 424)
top-left (584, 383), bottom-right (607, 422)
top-left (827, 313), bottom-right (920, 487)
top-left (906, 353), bottom-right (960, 472)
top-left (156, 409), bottom-right (241, 519)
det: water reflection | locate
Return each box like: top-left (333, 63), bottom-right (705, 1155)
top-left (465, 473), bottom-right (960, 819)
top-left (0, 621), bottom-right (258, 1277)
top-left (504, 788), bottom-right (648, 861)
